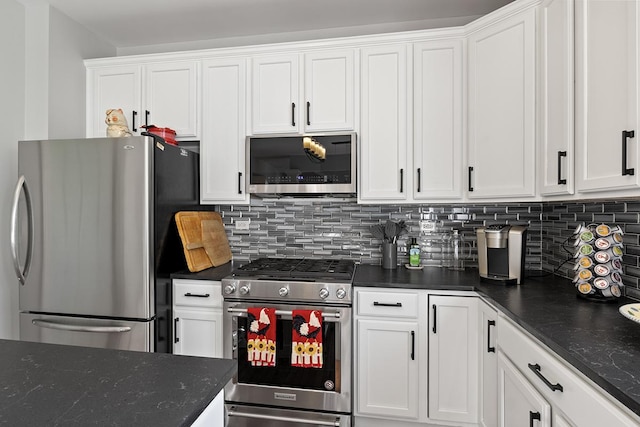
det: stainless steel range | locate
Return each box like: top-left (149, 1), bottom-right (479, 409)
top-left (222, 258), bottom-right (355, 427)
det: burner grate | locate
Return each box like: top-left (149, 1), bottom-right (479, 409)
top-left (234, 258), bottom-right (355, 281)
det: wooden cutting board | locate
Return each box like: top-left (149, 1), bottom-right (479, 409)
top-left (175, 211), bottom-right (230, 272)
top-left (202, 220), bottom-right (233, 267)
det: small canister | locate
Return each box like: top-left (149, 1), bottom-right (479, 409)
top-left (574, 256), bottom-right (593, 270)
top-left (574, 230), bottom-right (595, 246)
top-left (575, 244), bottom-right (594, 258)
top-left (574, 269), bottom-right (593, 282)
top-left (594, 237), bottom-right (611, 250)
top-left (593, 277), bottom-right (611, 290)
top-left (593, 263), bottom-right (610, 277)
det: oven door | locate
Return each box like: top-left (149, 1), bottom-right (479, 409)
top-left (223, 300), bottom-right (351, 414)
top-left (226, 404), bottom-right (351, 426)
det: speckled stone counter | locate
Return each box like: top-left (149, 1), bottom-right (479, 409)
top-left (354, 264), bottom-right (640, 418)
top-left (0, 339), bottom-right (235, 426)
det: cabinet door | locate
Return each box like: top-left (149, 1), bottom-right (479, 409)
top-left (575, 0), bottom-right (640, 192)
top-left (467, 8), bottom-right (536, 198)
top-left (538, 0), bottom-right (575, 195)
top-left (498, 352), bottom-right (551, 427)
top-left (359, 44), bottom-right (409, 202)
top-left (173, 307), bottom-right (222, 358)
top-left (428, 295), bottom-right (479, 424)
top-left (87, 65), bottom-right (142, 138)
top-left (413, 39), bottom-right (463, 200)
top-left (251, 54), bottom-right (300, 134)
top-left (200, 57), bottom-right (249, 204)
top-left (356, 318), bottom-right (419, 420)
top-left (304, 49), bottom-right (355, 132)
top-left (144, 61), bottom-right (199, 138)
top-left (480, 301), bottom-right (498, 427)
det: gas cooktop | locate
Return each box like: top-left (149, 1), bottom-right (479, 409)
top-left (232, 258), bottom-right (356, 282)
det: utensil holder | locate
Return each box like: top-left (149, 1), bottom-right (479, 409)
top-left (382, 242), bottom-right (398, 269)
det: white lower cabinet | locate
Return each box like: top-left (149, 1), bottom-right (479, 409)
top-left (428, 295), bottom-right (479, 424)
top-left (172, 279), bottom-right (223, 358)
top-left (498, 314), bottom-right (640, 427)
top-left (354, 288), bottom-right (426, 423)
top-left (479, 300), bottom-right (498, 427)
top-left (498, 351), bottom-right (551, 427)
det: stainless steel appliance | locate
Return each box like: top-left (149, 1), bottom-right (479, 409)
top-left (477, 225), bottom-right (527, 284)
top-left (222, 258), bottom-right (354, 426)
top-left (11, 136), bottom-right (199, 352)
top-left (247, 133), bottom-right (356, 196)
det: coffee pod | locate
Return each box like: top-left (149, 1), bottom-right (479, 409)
top-left (610, 283), bottom-right (622, 298)
top-left (575, 244), bottom-right (594, 258)
top-left (593, 263), bottom-right (610, 277)
top-left (612, 232), bottom-right (624, 244)
top-left (574, 230), bottom-right (595, 246)
top-left (611, 258), bottom-right (623, 271)
top-left (593, 277), bottom-right (610, 290)
top-left (577, 281), bottom-right (595, 295)
top-left (595, 224), bottom-right (612, 237)
top-left (574, 256), bottom-right (593, 270)
top-left (573, 269), bottom-right (593, 282)
top-left (594, 237), bottom-right (611, 250)
top-left (593, 250), bottom-right (611, 263)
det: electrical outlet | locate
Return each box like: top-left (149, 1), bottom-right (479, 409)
top-left (420, 220), bottom-right (436, 232)
top-left (235, 220), bottom-right (250, 230)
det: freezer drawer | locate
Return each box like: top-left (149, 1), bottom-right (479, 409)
top-left (225, 404), bottom-right (351, 427)
top-left (20, 313), bottom-right (152, 352)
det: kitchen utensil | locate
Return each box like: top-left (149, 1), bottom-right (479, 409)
top-left (175, 211), bottom-right (224, 272)
top-left (201, 219), bottom-right (232, 266)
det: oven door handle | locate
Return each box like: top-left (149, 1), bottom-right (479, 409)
top-left (227, 409), bottom-right (341, 426)
top-left (227, 307), bottom-right (342, 319)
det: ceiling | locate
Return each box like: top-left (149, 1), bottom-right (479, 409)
top-left (42, 0), bottom-right (513, 50)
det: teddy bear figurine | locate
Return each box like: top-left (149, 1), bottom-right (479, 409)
top-left (105, 108), bottom-right (133, 137)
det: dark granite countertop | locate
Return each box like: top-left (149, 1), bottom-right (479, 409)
top-left (0, 339), bottom-right (236, 426)
top-left (354, 264), bottom-right (640, 419)
top-left (171, 261), bottom-right (238, 281)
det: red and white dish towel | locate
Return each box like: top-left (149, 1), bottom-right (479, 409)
top-left (291, 309), bottom-right (323, 368)
top-left (247, 307), bottom-right (276, 366)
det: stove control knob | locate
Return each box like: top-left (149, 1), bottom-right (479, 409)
top-left (278, 286), bottom-right (289, 297)
top-left (239, 285), bottom-right (250, 295)
top-left (223, 283), bottom-right (236, 295)
top-left (336, 288), bottom-right (347, 299)
top-left (319, 288), bottom-right (329, 299)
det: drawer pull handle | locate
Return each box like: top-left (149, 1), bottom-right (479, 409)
top-left (184, 292), bottom-right (210, 298)
top-left (174, 318), bottom-right (180, 344)
top-left (529, 411), bottom-right (541, 427)
top-left (487, 319), bottom-right (496, 353)
top-left (432, 304), bottom-right (437, 334)
top-left (622, 130), bottom-right (635, 176)
top-left (528, 363), bottom-right (563, 392)
top-left (373, 302), bottom-right (402, 307)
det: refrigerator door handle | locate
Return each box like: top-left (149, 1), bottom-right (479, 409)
top-left (32, 319), bottom-right (132, 333)
top-left (10, 175), bottom-right (34, 286)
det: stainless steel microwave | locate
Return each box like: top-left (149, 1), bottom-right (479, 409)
top-left (246, 133), bottom-right (356, 196)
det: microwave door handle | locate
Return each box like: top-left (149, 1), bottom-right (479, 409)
top-left (10, 175), bottom-right (34, 286)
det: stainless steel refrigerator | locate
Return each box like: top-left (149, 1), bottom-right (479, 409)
top-left (11, 136), bottom-right (199, 352)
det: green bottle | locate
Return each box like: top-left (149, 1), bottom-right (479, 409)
top-left (409, 237), bottom-right (421, 267)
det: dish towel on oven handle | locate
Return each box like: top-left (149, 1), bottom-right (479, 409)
top-left (291, 309), bottom-right (323, 368)
top-left (247, 307), bottom-right (276, 367)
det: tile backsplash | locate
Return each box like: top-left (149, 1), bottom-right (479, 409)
top-left (215, 197), bottom-right (640, 299)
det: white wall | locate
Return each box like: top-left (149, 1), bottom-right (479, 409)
top-left (0, 0), bottom-right (26, 339)
top-left (48, 6), bottom-right (115, 138)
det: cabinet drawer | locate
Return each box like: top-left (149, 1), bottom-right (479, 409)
top-left (498, 315), bottom-right (639, 427)
top-left (356, 289), bottom-right (419, 318)
top-left (173, 280), bottom-right (222, 308)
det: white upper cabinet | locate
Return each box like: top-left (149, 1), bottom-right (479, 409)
top-left (86, 61), bottom-right (199, 139)
top-left (467, 6), bottom-right (536, 199)
top-left (251, 49), bottom-right (355, 135)
top-left (538, 0), bottom-right (575, 196)
top-left (359, 44), bottom-right (409, 202)
top-left (144, 62), bottom-right (199, 138)
top-left (304, 49), bottom-right (355, 132)
top-left (575, 0), bottom-right (640, 192)
top-left (251, 54), bottom-right (300, 134)
top-left (87, 65), bottom-right (142, 138)
top-left (413, 39), bottom-right (463, 200)
top-left (200, 57), bottom-right (249, 204)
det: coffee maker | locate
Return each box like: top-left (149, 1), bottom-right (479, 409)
top-left (476, 225), bottom-right (527, 284)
